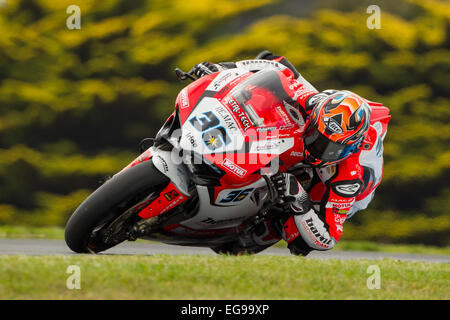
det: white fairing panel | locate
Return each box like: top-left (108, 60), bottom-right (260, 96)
top-left (179, 96), bottom-right (295, 157)
top-left (151, 147), bottom-right (191, 196)
top-left (179, 97), bottom-right (245, 155)
top-left (205, 68), bottom-right (248, 92)
top-left (180, 179), bottom-right (268, 230)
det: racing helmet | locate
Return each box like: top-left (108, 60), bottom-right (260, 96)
top-left (304, 91), bottom-right (371, 166)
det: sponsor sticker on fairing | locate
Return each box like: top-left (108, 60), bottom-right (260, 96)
top-left (214, 105), bottom-right (238, 132)
top-left (222, 158), bottom-right (247, 177)
top-left (290, 151), bottom-right (302, 157)
top-left (275, 106), bottom-right (293, 127)
top-left (227, 98), bottom-right (252, 131)
top-left (254, 140), bottom-right (281, 152)
top-left (249, 138), bottom-right (294, 154)
top-left (180, 88), bottom-right (189, 109)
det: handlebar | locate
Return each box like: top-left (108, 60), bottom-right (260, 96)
top-left (174, 67), bottom-right (198, 82)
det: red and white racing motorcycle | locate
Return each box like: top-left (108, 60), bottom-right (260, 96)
top-left (65, 66), bottom-right (329, 254)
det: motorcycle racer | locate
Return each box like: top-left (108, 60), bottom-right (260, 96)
top-left (191, 51), bottom-right (390, 256)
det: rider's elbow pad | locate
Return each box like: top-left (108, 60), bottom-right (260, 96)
top-left (291, 209), bottom-right (337, 252)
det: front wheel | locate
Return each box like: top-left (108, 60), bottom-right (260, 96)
top-left (65, 160), bottom-right (169, 253)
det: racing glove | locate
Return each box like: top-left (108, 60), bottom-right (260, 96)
top-left (271, 172), bottom-right (312, 214)
top-left (192, 61), bottom-right (220, 78)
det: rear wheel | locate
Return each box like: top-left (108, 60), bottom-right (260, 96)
top-left (64, 160), bottom-right (169, 253)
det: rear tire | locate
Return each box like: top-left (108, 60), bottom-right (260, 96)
top-left (64, 160), bottom-right (169, 253)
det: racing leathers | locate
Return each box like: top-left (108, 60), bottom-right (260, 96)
top-left (193, 51), bottom-right (388, 256)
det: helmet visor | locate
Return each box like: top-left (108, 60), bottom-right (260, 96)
top-left (304, 124), bottom-right (356, 162)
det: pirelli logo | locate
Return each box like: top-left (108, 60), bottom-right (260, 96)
top-left (222, 158), bottom-right (247, 178)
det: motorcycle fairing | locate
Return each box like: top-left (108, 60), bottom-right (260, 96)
top-left (137, 181), bottom-right (189, 219)
top-left (177, 178), bottom-right (268, 230)
top-left (176, 68), bottom-right (252, 125)
top-left (178, 68), bottom-right (307, 184)
top-left (146, 222), bottom-right (238, 247)
top-left (123, 69), bottom-right (309, 239)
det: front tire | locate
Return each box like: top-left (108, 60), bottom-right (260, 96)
top-left (65, 160), bottom-right (169, 253)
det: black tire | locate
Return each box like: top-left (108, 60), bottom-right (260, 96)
top-left (64, 160), bottom-right (169, 253)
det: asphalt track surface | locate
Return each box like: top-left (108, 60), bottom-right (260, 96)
top-left (0, 239), bottom-right (449, 263)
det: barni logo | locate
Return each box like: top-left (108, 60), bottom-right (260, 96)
top-left (222, 159), bottom-right (247, 177)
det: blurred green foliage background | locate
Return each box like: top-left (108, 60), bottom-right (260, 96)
top-left (0, 0), bottom-right (448, 245)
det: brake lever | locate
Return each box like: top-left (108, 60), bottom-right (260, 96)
top-left (174, 67), bottom-right (197, 81)
top-left (261, 174), bottom-right (279, 205)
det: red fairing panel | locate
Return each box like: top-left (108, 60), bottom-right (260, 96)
top-left (365, 99), bottom-right (391, 136)
top-left (176, 72), bottom-right (254, 126)
top-left (137, 182), bottom-right (188, 219)
top-left (177, 73), bottom-right (218, 125)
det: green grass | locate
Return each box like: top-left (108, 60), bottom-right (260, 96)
top-left (2, 225), bottom-right (450, 255)
top-left (273, 239), bottom-right (450, 255)
top-left (333, 240), bottom-right (450, 255)
top-left (0, 255), bottom-right (448, 299)
top-left (0, 225), bottom-right (65, 240)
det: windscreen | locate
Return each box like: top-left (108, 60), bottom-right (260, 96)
top-left (228, 70), bottom-right (300, 128)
